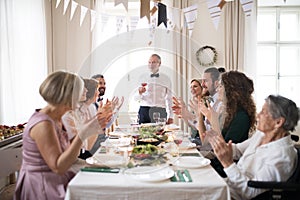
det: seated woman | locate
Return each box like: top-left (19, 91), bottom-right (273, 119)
top-left (14, 71), bottom-right (112, 200)
top-left (208, 94), bottom-right (299, 199)
top-left (172, 79), bottom-right (207, 144)
top-left (62, 78), bottom-right (100, 159)
top-left (198, 71), bottom-right (256, 177)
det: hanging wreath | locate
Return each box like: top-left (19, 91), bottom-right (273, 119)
top-left (196, 45), bottom-right (218, 67)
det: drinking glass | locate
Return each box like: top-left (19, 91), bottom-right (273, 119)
top-left (173, 131), bottom-right (184, 146)
top-left (153, 112), bottom-right (160, 123)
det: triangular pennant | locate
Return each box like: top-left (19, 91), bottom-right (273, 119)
top-left (140, 0), bottom-right (150, 23)
top-left (207, 0), bottom-right (222, 30)
top-left (80, 5), bottom-right (88, 26)
top-left (129, 16), bottom-right (140, 31)
top-left (90, 10), bottom-right (97, 31)
top-left (114, 0), bottom-right (128, 11)
top-left (56, 0), bottom-right (62, 8)
top-left (70, 1), bottom-right (78, 20)
top-left (239, 0), bottom-right (253, 17)
top-left (63, 0), bottom-right (71, 15)
top-left (183, 4), bottom-right (198, 37)
top-left (168, 7), bottom-right (181, 30)
top-left (150, 6), bottom-right (157, 16)
top-left (116, 16), bottom-right (125, 33)
top-left (101, 14), bottom-right (110, 32)
top-left (157, 3), bottom-right (167, 28)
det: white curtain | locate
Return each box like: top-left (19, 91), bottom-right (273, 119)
top-left (223, 0), bottom-right (245, 70)
top-left (0, 0), bottom-right (47, 125)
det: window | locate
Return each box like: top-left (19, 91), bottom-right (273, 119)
top-left (257, 6), bottom-right (300, 110)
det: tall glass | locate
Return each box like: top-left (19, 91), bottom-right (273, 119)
top-left (153, 112), bottom-right (160, 123)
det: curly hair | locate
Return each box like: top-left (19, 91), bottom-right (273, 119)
top-left (221, 71), bottom-right (256, 133)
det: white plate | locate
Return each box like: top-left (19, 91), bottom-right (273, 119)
top-left (101, 138), bottom-right (131, 147)
top-left (86, 154), bottom-right (127, 168)
top-left (173, 156), bottom-right (211, 168)
top-left (178, 141), bottom-right (197, 150)
top-left (165, 124), bottom-right (180, 131)
top-left (124, 166), bottom-right (174, 182)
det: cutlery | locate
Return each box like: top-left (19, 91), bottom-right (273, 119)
top-left (81, 167), bottom-right (120, 173)
top-left (181, 170), bottom-right (189, 182)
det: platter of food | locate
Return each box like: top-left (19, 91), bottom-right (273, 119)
top-left (129, 144), bottom-right (167, 166)
top-left (124, 166), bottom-right (174, 182)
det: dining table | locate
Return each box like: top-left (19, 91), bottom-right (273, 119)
top-left (65, 126), bottom-right (231, 200)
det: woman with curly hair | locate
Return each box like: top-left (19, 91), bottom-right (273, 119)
top-left (199, 70), bottom-right (256, 177)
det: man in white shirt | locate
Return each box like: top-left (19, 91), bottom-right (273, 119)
top-left (135, 54), bottom-right (173, 124)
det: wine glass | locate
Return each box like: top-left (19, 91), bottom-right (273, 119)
top-left (153, 112), bottom-right (160, 123)
top-left (173, 131), bottom-right (184, 146)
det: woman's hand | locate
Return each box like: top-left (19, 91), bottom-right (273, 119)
top-left (209, 133), bottom-right (233, 168)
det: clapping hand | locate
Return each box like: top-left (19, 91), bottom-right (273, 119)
top-left (97, 100), bottom-right (113, 128)
top-left (111, 96), bottom-right (124, 113)
top-left (208, 132), bottom-right (233, 168)
top-left (172, 97), bottom-right (189, 119)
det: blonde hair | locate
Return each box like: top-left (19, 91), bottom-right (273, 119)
top-left (39, 71), bottom-right (84, 108)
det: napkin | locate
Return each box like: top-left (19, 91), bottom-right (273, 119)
top-left (81, 167), bottom-right (120, 173)
top-left (183, 169), bottom-right (193, 182)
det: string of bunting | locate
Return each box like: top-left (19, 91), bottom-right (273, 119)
top-left (52, 0), bottom-right (253, 36)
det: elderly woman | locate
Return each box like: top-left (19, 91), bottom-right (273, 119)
top-left (209, 95), bottom-right (299, 199)
top-left (14, 71), bottom-right (112, 200)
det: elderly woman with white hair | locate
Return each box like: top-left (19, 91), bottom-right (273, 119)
top-left (207, 95), bottom-right (299, 199)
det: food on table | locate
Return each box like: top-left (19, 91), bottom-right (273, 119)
top-left (0, 123), bottom-right (26, 140)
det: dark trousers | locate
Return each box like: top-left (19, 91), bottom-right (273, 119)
top-left (138, 106), bottom-right (167, 124)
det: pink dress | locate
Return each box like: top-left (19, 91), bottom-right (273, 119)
top-left (14, 110), bottom-right (75, 200)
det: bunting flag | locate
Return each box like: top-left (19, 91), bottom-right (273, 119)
top-left (168, 7), bottom-right (181, 30)
top-left (90, 10), bottom-right (97, 31)
top-left (56, 0), bottom-right (62, 8)
top-left (207, 0), bottom-right (222, 30)
top-left (114, 0), bottom-right (128, 11)
top-left (116, 16), bottom-right (126, 34)
top-left (80, 5), bottom-right (88, 26)
top-left (129, 16), bottom-right (140, 31)
top-left (239, 0), bottom-right (253, 17)
top-left (63, 0), bottom-right (71, 15)
top-left (101, 14), bottom-right (110, 32)
top-left (140, 0), bottom-right (150, 23)
top-left (150, 5), bottom-right (157, 16)
top-left (70, 0), bottom-right (78, 20)
top-left (157, 3), bottom-right (167, 28)
top-left (183, 4), bottom-right (198, 37)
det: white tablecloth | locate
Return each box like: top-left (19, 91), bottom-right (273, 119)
top-left (65, 150), bottom-right (230, 200)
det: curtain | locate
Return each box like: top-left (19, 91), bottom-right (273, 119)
top-left (44, 0), bottom-right (94, 73)
top-left (172, 0), bottom-right (191, 132)
top-left (223, 0), bottom-right (245, 70)
top-left (0, 0), bottom-right (47, 125)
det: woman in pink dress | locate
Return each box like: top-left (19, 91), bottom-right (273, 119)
top-left (14, 71), bottom-right (112, 200)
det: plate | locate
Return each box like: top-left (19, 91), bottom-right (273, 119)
top-left (164, 124), bottom-right (180, 131)
top-left (173, 156), bottom-right (211, 168)
top-left (101, 138), bottom-right (131, 147)
top-left (178, 141), bottom-right (197, 150)
top-left (124, 166), bottom-right (174, 182)
top-left (86, 154), bottom-right (127, 168)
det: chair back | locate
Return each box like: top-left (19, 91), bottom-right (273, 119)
top-left (287, 147), bottom-right (300, 183)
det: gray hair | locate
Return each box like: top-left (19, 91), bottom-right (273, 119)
top-left (39, 71), bottom-right (84, 108)
top-left (266, 95), bottom-right (300, 132)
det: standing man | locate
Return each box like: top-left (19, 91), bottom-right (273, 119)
top-left (135, 54), bottom-right (173, 124)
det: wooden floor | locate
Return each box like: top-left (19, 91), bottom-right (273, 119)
top-left (0, 184), bottom-right (15, 200)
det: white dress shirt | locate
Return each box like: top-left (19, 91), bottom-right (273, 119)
top-left (135, 72), bottom-right (173, 119)
top-left (224, 131), bottom-right (297, 200)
